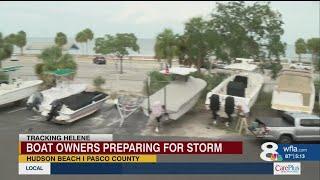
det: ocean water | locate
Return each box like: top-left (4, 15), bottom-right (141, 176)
top-left (14, 37), bottom-right (155, 56)
top-left (13, 37), bottom-right (311, 61)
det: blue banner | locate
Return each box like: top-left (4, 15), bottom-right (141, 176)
top-left (51, 163), bottom-right (273, 174)
top-left (278, 144), bottom-right (320, 161)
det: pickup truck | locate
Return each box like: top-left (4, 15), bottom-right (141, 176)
top-left (250, 112), bottom-right (320, 144)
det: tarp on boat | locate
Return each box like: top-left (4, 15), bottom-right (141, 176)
top-left (56, 91), bottom-right (108, 111)
top-left (46, 68), bottom-right (75, 77)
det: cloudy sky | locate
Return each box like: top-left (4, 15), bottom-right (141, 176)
top-left (0, 1), bottom-right (319, 44)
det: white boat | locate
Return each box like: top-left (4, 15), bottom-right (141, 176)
top-left (27, 82), bottom-right (88, 116)
top-left (27, 68), bottom-right (88, 115)
top-left (141, 67), bottom-right (207, 120)
top-left (205, 72), bottom-right (264, 118)
top-left (224, 58), bottom-right (258, 71)
top-left (0, 66), bottom-right (42, 106)
top-left (0, 79), bottom-right (43, 105)
top-left (46, 91), bottom-right (108, 124)
top-left (271, 69), bottom-right (315, 114)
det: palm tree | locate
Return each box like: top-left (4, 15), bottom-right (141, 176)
top-left (295, 38), bottom-right (307, 62)
top-left (83, 28), bottom-right (94, 55)
top-left (75, 31), bottom-right (87, 55)
top-left (154, 29), bottom-right (178, 67)
top-left (3, 31), bottom-right (26, 55)
top-left (55, 32), bottom-right (68, 48)
top-left (0, 33), bottom-right (14, 68)
top-left (16, 31), bottom-right (27, 55)
top-left (35, 46), bottom-right (77, 87)
top-left (307, 38), bottom-right (320, 65)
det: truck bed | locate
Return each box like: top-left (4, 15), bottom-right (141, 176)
top-left (256, 117), bottom-right (294, 127)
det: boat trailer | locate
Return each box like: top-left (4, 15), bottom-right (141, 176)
top-left (116, 96), bottom-right (144, 127)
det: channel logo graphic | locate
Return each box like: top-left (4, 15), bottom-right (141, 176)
top-left (273, 162), bottom-right (301, 175)
top-left (260, 142), bottom-right (283, 161)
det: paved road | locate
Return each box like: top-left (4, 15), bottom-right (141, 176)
top-left (0, 103), bottom-right (319, 180)
top-left (1, 57), bottom-right (319, 179)
top-left (3, 56), bottom-right (161, 94)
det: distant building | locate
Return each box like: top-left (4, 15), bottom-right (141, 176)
top-left (26, 42), bottom-right (79, 51)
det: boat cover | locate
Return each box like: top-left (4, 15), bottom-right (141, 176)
top-left (58, 91), bottom-right (108, 111)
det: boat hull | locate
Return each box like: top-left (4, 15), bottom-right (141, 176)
top-left (271, 88), bottom-right (315, 114)
top-left (52, 97), bottom-right (108, 124)
top-left (0, 80), bottom-right (42, 105)
top-left (168, 91), bottom-right (202, 120)
top-left (142, 76), bottom-right (207, 120)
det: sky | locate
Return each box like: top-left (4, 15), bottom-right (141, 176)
top-left (0, 1), bottom-right (319, 44)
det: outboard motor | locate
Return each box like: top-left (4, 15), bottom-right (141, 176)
top-left (47, 100), bottom-right (63, 121)
top-left (225, 96), bottom-right (235, 122)
top-left (26, 92), bottom-right (43, 111)
top-left (209, 94), bottom-right (220, 120)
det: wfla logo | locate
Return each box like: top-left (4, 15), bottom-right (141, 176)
top-left (273, 162), bottom-right (301, 175)
top-left (260, 142), bottom-right (283, 161)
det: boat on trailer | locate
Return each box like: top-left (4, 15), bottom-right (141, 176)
top-left (141, 67), bottom-right (207, 120)
top-left (27, 68), bottom-right (87, 115)
top-left (271, 69), bottom-right (315, 114)
top-left (205, 71), bottom-right (264, 118)
top-left (46, 91), bottom-right (108, 124)
top-left (0, 66), bottom-right (42, 106)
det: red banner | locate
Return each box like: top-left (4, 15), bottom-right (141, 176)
top-left (20, 141), bottom-right (242, 154)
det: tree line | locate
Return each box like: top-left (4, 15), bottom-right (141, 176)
top-left (154, 1), bottom-right (288, 72)
top-left (1, 1), bottom-right (319, 73)
top-left (295, 38), bottom-right (320, 64)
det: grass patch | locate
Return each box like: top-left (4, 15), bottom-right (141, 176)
top-left (143, 71), bottom-right (172, 95)
top-left (93, 76), bottom-right (106, 91)
top-left (190, 71), bottom-right (228, 111)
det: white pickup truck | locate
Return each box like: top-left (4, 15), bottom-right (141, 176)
top-left (250, 112), bottom-right (320, 144)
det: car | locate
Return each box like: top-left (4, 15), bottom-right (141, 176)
top-left (289, 63), bottom-right (312, 70)
top-left (10, 55), bottom-right (19, 61)
top-left (250, 112), bottom-right (320, 144)
top-left (93, 56), bottom-right (106, 64)
top-left (213, 61), bottom-right (228, 69)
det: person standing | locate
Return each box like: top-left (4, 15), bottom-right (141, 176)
top-left (147, 101), bottom-right (165, 133)
top-left (236, 102), bottom-right (250, 134)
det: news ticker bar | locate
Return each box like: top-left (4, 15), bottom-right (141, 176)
top-left (19, 154), bottom-right (157, 163)
top-left (19, 134), bottom-right (113, 141)
top-left (19, 134), bottom-right (243, 154)
top-left (19, 141), bottom-right (242, 154)
top-left (19, 162), bottom-right (275, 175)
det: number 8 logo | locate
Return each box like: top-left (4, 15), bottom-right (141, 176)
top-left (260, 142), bottom-right (278, 161)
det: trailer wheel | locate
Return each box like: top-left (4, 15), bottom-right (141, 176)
top-left (278, 135), bottom-right (293, 144)
top-left (225, 96), bottom-right (235, 116)
top-left (210, 94), bottom-right (220, 111)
